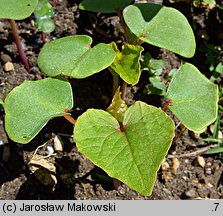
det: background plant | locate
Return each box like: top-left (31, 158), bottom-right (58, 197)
top-left (34, 0), bottom-right (55, 43)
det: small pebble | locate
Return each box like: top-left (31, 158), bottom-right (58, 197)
top-left (206, 162), bottom-right (212, 167)
top-left (182, 176), bottom-right (188, 181)
top-left (162, 171), bottom-right (172, 182)
top-left (185, 188), bottom-right (196, 198)
top-left (1, 54), bottom-right (12, 63)
top-left (195, 156), bottom-right (205, 168)
top-left (191, 179), bottom-right (199, 184)
top-left (161, 161), bottom-right (170, 171)
top-left (119, 187), bottom-right (126, 195)
top-left (46, 146), bottom-right (54, 155)
top-left (171, 158), bottom-right (180, 174)
top-left (205, 168), bottom-right (212, 175)
top-left (0, 140), bottom-right (4, 146)
top-left (207, 183), bottom-right (213, 188)
top-left (4, 62), bottom-right (14, 71)
top-left (54, 135), bottom-right (63, 152)
top-left (31, 20), bottom-right (35, 27)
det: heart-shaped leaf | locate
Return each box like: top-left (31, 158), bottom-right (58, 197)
top-left (123, 3), bottom-right (196, 58)
top-left (110, 42), bottom-right (144, 85)
top-left (38, 35), bottom-right (115, 78)
top-left (74, 101), bottom-right (175, 195)
top-left (166, 63), bottom-right (218, 133)
top-left (5, 77), bottom-right (73, 144)
top-left (79, 0), bottom-right (132, 13)
top-left (0, 0), bottom-right (38, 20)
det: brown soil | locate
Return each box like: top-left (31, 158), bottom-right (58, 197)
top-left (0, 0), bottom-right (222, 200)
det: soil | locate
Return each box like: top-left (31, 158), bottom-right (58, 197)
top-left (0, 0), bottom-right (222, 200)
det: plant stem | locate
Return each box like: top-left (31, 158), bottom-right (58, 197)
top-left (162, 98), bottom-right (172, 112)
top-left (136, 38), bottom-right (144, 46)
top-left (121, 81), bottom-right (127, 101)
top-left (9, 19), bottom-right (30, 73)
top-left (116, 9), bottom-right (129, 43)
top-left (41, 32), bottom-right (46, 43)
top-left (64, 115), bottom-right (76, 125)
top-left (108, 67), bottom-right (119, 96)
top-left (161, 103), bottom-right (169, 112)
top-left (172, 124), bottom-right (186, 145)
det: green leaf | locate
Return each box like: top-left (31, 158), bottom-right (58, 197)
top-left (212, 116), bottom-right (220, 139)
top-left (0, 0), bottom-right (38, 20)
top-left (148, 59), bottom-right (167, 75)
top-left (74, 101), bottom-right (175, 195)
top-left (0, 98), bottom-right (4, 109)
top-left (106, 87), bottom-right (128, 122)
top-left (168, 68), bottom-right (178, 79)
top-left (34, 0), bottom-right (55, 33)
top-left (203, 0), bottom-right (214, 4)
top-left (79, 0), bottom-right (132, 13)
top-left (202, 138), bottom-right (222, 144)
top-left (38, 35), bottom-right (115, 78)
top-left (215, 62), bottom-right (223, 74)
top-left (110, 42), bottom-right (143, 85)
top-left (166, 63), bottom-right (218, 133)
top-left (36, 19), bottom-right (55, 33)
top-left (206, 147), bottom-right (223, 154)
top-left (143, 53), bottom-right (167, 76)
top-left (123, 3), bottom-right (196, 58)
top-left (149, 76), bottom-right (166, 95)
top-left (147, 86), bottom-right (164, 96)
top-left (5, 77), bottom-right (73, 144)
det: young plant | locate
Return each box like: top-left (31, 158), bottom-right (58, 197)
top-left (204, 116), bottom-right (223, 155)
top-left (142, 52), bottom-right (167, 96)
top-left (4, 1), bottom-right (219, 196)
top-left (0, 0), bottom-right (38, 72)
top-left (200, 42), bottom-right (223, 82)
top-left (34, 0), bottom-right (55, 42)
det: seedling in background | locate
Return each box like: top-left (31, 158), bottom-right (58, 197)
top-left (205, 91), bottom-right (223, 156)
top-left (199, 42), bottom-right (223, 82)
top-left (34, 0), bottom-right (55, 43)
top-left (0, 0), bottom-right (38, 73)
top-left (210, 62), bottom-right (223, 82)
top-left (142, 52), bottom-right (167, 96)
top-left (4, 0), bottom-right (219, 196)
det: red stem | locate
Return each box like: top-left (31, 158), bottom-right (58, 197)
top-left (172, 125), bottom-right (186, 145)
top-left (161, 103), bottom-right (169, 112)
top-left (64, 115), bottom-right (76, 125)
top-left (9, 19), bottom-right (30, 73)
top-left (162, 99), bottom-right (172, 112)
top-left (41, 32), bottom-right (46, 44)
